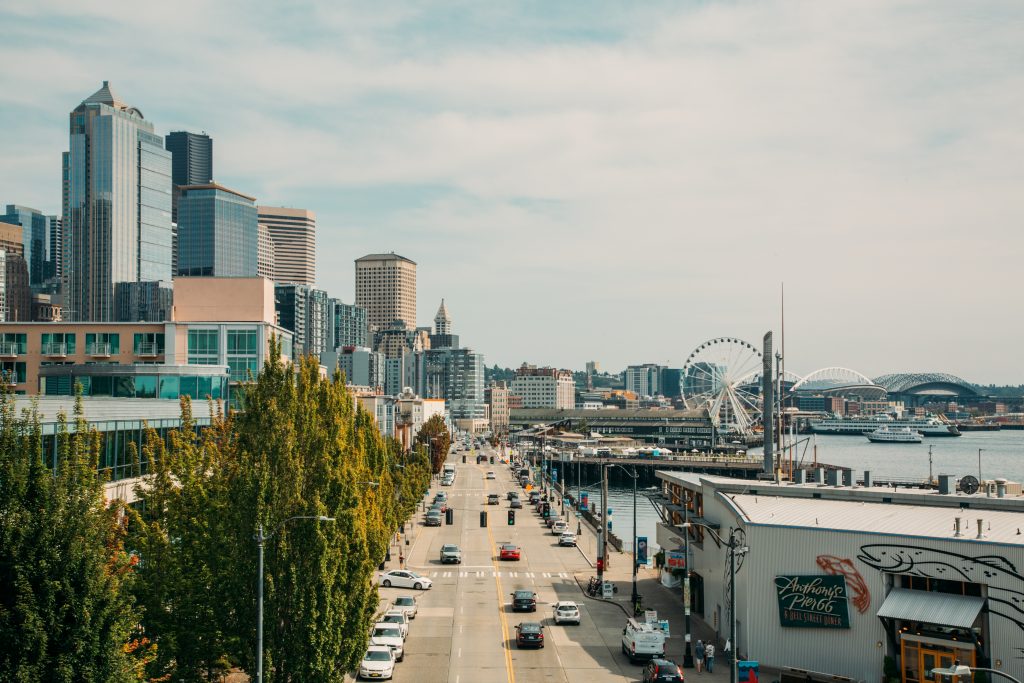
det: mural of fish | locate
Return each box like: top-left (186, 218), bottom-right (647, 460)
top-left (817, 555), bottom-right (871, 614)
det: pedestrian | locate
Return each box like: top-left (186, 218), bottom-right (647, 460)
top-left (705, 642), bottom-right (716, 673)
top-left (723, 638), bottom-right (731, 664)
top-left (695, 640), bottom-right (705, 674)
top-left (399, 553), bottom-right (405, 569)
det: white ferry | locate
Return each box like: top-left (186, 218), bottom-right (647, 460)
top-left (864, 426), bottom-right (924, 443)
top-left (809, 414), bottom-right (960, 437)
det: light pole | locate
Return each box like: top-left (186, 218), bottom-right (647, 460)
top-left (681, 522), bottom-right (748, 683)
top-left (256, 515), bottom-right (336, 683)
top-left (610, 464), bottom-right (641, 611)
top-left (932, 666), bottom-right (1022, 683)
top-left (682, 491), bottom-right (694, 668)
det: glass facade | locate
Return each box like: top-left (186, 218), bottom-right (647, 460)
top-left (0, 205), bottom-right (49, 286)
top-left (330, 299), bottom-right (368, 349)
top-left (177, 186), bottom-right (257, 277)
top-left (41, 371), bottom-right (225, 402)
top-left (188, 329), bottom-right (219, 365)
top-left (226, 329), bottom-right (259, 381)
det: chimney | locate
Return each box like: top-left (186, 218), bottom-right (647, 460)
top-left (954, 517), bottom-right (963, 537)
top-left (863, 471), bottom-right (873, 487)
top-left (938, 475), bottom-right (954, 495)
top-left (976, 519), bottom-right (985, 540)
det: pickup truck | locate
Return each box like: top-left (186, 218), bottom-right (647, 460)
top-left (440, 544), bottom-right (462, 564)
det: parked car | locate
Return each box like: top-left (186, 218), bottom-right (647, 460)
top-left (643, 659), bottom-right (684, 683)
top-left (511, 589), bottom-right (537, 612)
top-left (425, 511), bottom-right (442, 527)
top-left (379, 570), bottom-right (433, 590)
top-left (380, 610), bottom-right (410, 639)
top-left (515, 622), bottom-right (545, 648)
top-left (499, 544), bottom-right (521, 561)
top-left (552, 601), bottom-right (581, 625)
top-left (370, 624), bottom-right (405, 661)
top-left (359, 645), bottom-right (396, 680)
top-left (558, 532), bottom-right (577, 547)
top-left (392, 595), bottom-right (418, 619)
top-left (487, 494), bottom-right (501, 505)
top-left (440, 544), bottom-right (462, 564)
top-left (433, 492), bottom-right (448, 503)
top-left (551, 520), bottom-right (568, 535)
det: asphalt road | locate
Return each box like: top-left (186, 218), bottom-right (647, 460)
top-left (377, 445), bottom-right (640, 683)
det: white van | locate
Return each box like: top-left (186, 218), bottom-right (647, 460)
top-left (620, 618), bottom-right (666, 663)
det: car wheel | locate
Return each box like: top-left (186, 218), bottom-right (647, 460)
top-left (383, 579), bottom-right (391, 587)
top-left (414, 582), bottom-right (423, 590)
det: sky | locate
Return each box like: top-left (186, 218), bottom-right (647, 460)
top-left (2, 1), bottom-right (1022, 383)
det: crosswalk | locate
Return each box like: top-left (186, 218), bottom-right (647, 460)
top-left (422, 570), bottom-right (569, 579)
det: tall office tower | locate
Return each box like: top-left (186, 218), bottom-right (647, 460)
top-left (0, 222), bottom-right (31, 321)
top-left (274, 283), bottom-right (329, 356)
top-left (257, 206), bottom-right (316, 285)
top-left (329, 298), bottom-right (368, 348)
top-left (177, 184), bottom-right (258, 277)
top-left (115, 280), bottom-right (173, 322)
top-left (424, 347), bottom-right (485, 420)
top-left (165, 131), bottom-right (213, 223)
top-left (64, 82), bottom-right (173, 321)
top-left (0, 205), bottom-right (49, 287)
top-left (46, 215), bottom-right (62, 283)
top-left (257, 222), bottom-right (275, 280)
top-left (354, 252), bottom-right (416, 333)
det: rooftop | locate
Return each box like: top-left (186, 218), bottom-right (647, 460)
top-left (180, 183), bottom-right (257, 202)
top-left (355, 252), bottom-right (417, 265)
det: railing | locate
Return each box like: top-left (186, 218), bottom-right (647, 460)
top-left (42, 342), bottom-right (68, 357)
top-left (136, 342), bottom-right (161, 357)
top-left (0, 341), bottom-right (21, 356)
top-left (86, 342), bottom-right (111, 356)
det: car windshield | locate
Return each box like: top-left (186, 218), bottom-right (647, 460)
top-left (407, 571), bottom-right (422, 578)
top-left (519, 623), bottom-right (541, 633)
top-left (442, 545), bottom-right (458, 551)
top-left (373, 627), bottom-right (401, 637)
top-left (658, 664), bottom-right (680, 676)
top-left (514, 591), bottom-right (533, 599)
top-left (365, 650), bottom-right (392, 661)
top-left (395, 597), bottom-right (414, 606)
top-left (503, 545), bottom-right (517, 551)
top-left (383, 615), bottom-right (402, 623)
top-left (557, 605), bottom-right (577, 612)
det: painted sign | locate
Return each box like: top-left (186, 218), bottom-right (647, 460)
top-left (667, 550), bottom-right (687, 569)
top-left (580, 493), bottom-right (589, 511)
top-left (774, 575), bottom-right (851, 628)
top-left (637, 536), bottom-right (649, 564)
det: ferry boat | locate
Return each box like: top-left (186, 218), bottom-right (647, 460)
top-left (808, 414), bottom-right (960, 437)
top-left (864, 426), bottom-right (924, 443)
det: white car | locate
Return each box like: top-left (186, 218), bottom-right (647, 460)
top-left (553, 601), bottom-right (581, 625)
top-left (392, 595), bottom-right (418, 619)
top-left (559, 532), bottom-right (577, 547)
top-left (359, 645), bottom-right (396, 679)
top-left (551, 520), bottom-right (568, 535)
top-left (371, 624), bottom-right (405, 661)
top-left (379, 570), bottom-right (433, 590)
top-left (380, 610), bottom-right (410, 639)
top-left (486, 471), bottom-right (496, 479)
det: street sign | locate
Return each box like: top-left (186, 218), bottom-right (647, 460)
top-left (637, 536), bottom-right (649, 564)
top-left (667, 550), bottom-right (686, 569)
top-left (775, 575), bottom-right (851, 629)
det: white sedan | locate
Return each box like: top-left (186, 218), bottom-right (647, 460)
top-left (378, 570), bottom-right (433, 590)
top-left (359, 645), bottom-right (396, 680)
top-left (486, 471), bottom-right (496, 479)
top-left (553, 601), bottom-right (581, 625)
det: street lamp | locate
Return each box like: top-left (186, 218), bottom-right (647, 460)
top-left (256, 515), bottom-right (336, 683)
top-left (932, 666), bottom-right (1021, 683)
top-left (610, 463), bottom-right (641, 612)
top-left (680, 521), bottom-right (748, 683)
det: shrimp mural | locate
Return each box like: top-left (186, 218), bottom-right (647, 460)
top-left (816, 555), bottom-right (871, 614)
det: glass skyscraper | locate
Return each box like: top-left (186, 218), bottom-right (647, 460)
top-left (177, 184), bottom-right (258, 277)
top-left (165, 131), bottom-right (213, 223)
top-left (64, 82), bottom-right (173, 321)
top-left (0, 205), bottom-right (49, 287)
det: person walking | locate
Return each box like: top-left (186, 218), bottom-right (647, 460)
top-left (695, 640), bottom-right (705, 674)
top-left (705, 642), bottom-right (716, 673)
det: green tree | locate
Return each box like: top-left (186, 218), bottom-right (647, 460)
top-left (415, 414), bottom-right (451, 474)
top-left (0, 392), bottom-right (151, 682)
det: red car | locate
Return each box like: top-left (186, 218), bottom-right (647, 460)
top-left (499, 543), bottom-right (521, 561)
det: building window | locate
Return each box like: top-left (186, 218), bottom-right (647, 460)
top-left (41, 333), bottom-right (76, 355)
top-left (85, 332), bottom-right (120, 355)
top-left (188, 329), bottom-right (220, 365)
top-left (0, 333), bottom-right (27, 355)
top-left (1, 361), bottom-right (27, 384)
top-left (133, 333), bottom-right (165, 355)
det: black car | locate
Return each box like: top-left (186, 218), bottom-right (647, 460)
top-left (643, 659), bottom-right (683, 683)
top-left (507, 491), bottom-right (518, 501)
top-left (487, 494), bottom-right (501, 505)
top-left (515, 622), bottom-right (544, 648)
top-left (511, 590), bottom-right (537, 612)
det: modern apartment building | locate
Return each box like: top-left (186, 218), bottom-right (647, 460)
top-left (328, 298), bottom-right (367, 349)
top-left (624, 363), bottom-right (665, 397)
top-left (164, 131), bottom-right (213, 223)
top-left (354, 253), bottom-right (416, 332)
top-left (424, 347), bottom-right (485, 420)
top-left (64, 82), bottom-right (174, 321)
top-left (256, 222), bottom-right (275, 280)
top-left (274, 283), bottom-right (328, 356)
top-left (177, 184), bottom-right (258, 277)
top-left (257, 206), bottom-right (316, 285)
top-left (0, 222), bottom-right (31, 322)
top-left (510, 364), bottom-right (575, 409)
top-left (0, 277), bottom-right (291, 398)
top-left (114, 280), bottom-right (173, 322)
top-left (0, 205), bottom-right (49, 286)
top-left (322, 345), bottom-right (385, 389)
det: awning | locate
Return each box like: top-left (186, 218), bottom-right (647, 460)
top-left (876, 588), bottom-right (985, 629)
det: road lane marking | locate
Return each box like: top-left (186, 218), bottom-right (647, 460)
top-left (483, 471), bottom-right (516, 683)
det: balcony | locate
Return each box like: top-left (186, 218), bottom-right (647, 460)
top-left (136, 342), bottom-right (161, 357)
top-left (0, 341), bottom-right (21, 358)
top-left (87, 342), bottom-right (112, 358)
top-left (42, 342), bottom-right (68, 357)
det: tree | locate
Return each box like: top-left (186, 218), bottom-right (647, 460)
top-left (415, 414), bottom-right (451, 474)
top-left (0, 391), bottom-right (152, 682)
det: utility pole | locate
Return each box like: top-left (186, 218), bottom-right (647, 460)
top-left (729, 530), bottom-right (738, 683)
top-left (682, 492), bottom-right (694, 668)
top-left (597, 462), bottom-right (608, 581)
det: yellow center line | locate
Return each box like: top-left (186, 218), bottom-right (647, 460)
top-left (481, 459), bottom-right (517, 683)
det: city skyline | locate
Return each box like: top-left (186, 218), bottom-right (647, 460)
top-left (2, 2), bottom-right (1022, 381)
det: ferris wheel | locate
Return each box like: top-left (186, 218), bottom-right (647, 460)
top-left (681, 337), bottom-right (763, 435)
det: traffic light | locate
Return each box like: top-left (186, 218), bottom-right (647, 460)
top-left (508, 510), bottom-right (516, 525)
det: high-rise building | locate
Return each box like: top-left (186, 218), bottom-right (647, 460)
top-left (510, 364), bottom-right (575, 409)
top-left (46, 215), bottom-right (62, 283)
top-left (0, 222), bottom-right (31, 322)
top-left (424, 347), bottom-right (485, 420)
top-left (429, 298), bottom-right (459, 349)
top-left (486, 380), bottom-right (511, 436)
top-left (660, 367), bottom-right (684, 399)
top-left (328, 298), bottom-right (367, 349)
top-left (1, 205), bottom-right (49, 287)
top-left (354, 253), bottom-right (416, 333)
top-left (177, 183), bottom-right (258, 277)
top-left (624, 363), bottom-right (665, 397)
top-left (64, 82), bottom-right (173, 321)
top-left (257, 222), bottom-right (275, 280)
top-left (274, 283), bottom-right (328, 356)
top-left (164, 131), bottom-right (212, 223)
top-left (114, 280), bottom-right (173, 322)
top-left (257, 206), bottom-right (316, 285)
top-left (322, 345), bottom-right (385, 389)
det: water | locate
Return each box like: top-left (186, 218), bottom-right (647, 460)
top-left (584, 431), bottom-right (1024, 556)
top-left (752, 431), bottom-right (1024, 483)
